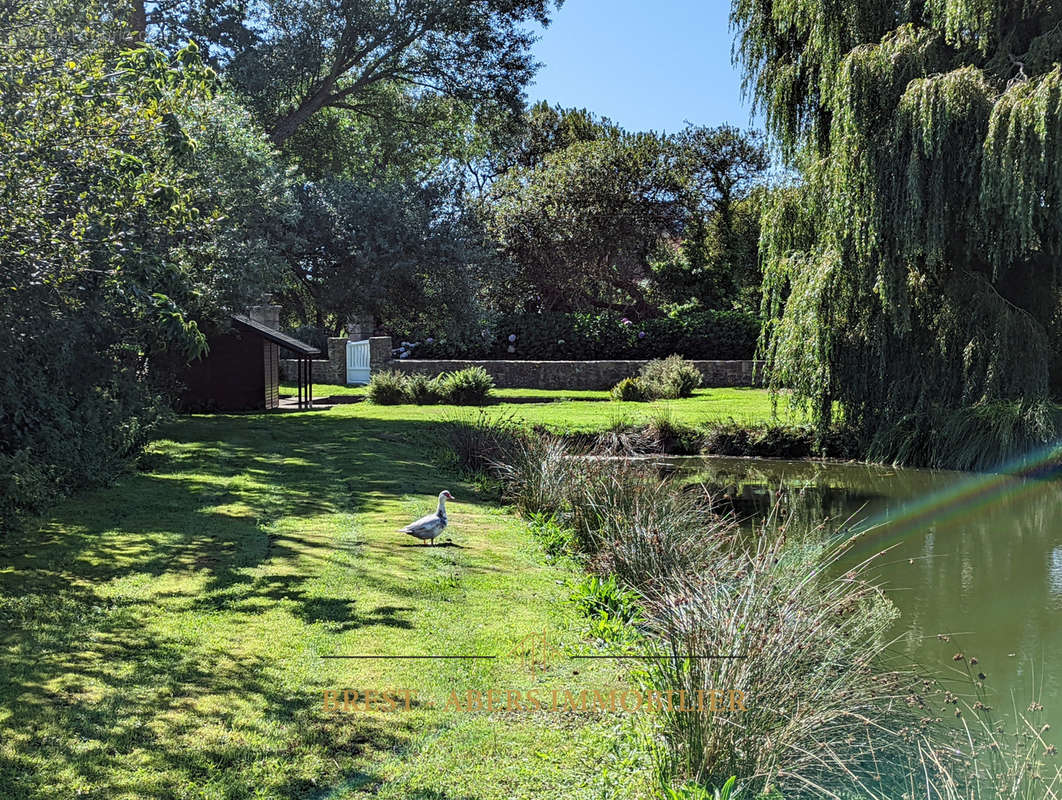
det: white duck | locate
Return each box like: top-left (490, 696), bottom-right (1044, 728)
top-left (399, 490), bottom-right (453, 546)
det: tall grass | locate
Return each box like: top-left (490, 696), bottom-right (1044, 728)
top-left (564, 462), bottom-right (719, 587)
top-left (868, 400), bottom-right (1062, 471)
top-left (437, 411), bottom-right (519, 475)
top-left (639, 530), bottom-right (953, 797)
top-left (455, 429), bottom-right (1062, 799)
top-left (490, 431), bottom-right (579, 517)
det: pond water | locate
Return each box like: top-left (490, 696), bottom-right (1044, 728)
top-left (667, 455), bottom-right (1062, 731)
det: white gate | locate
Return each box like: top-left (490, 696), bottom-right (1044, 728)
top-left (346, 340), bottom-right (371, 385)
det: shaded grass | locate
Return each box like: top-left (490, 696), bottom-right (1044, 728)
top-left (0, 407), bottom-right (647, 799)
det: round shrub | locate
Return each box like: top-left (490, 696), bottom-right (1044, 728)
top-left (366, 370), bottom-right (409, 405)
top-left (610, 376), bottom-right (649, 401)
top-left (638, 355), bottom-right (702, 399)
top-left (439, 366), bottom-right (494, 405)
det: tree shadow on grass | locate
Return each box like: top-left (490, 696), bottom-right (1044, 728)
top-left (0, 585), bottom-right (414, 798)
top-left (0, 412), bottom-right (496, 798)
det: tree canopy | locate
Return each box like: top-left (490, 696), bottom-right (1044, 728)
top-left (276, 176), bottom-right (490, 336)
top-left (486, 107), bottom-right (769, 316)
top-left (147, 0), bottom-right (561, 146)
top-left (0, 0), bottom-right (289, 527)
top-left (732, 0), bottom-right (1062, 466)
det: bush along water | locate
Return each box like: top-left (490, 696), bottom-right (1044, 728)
top-left (400, 310), bottom-right (759, 361)
top-left (443, 425), bottom-right (1062, 799)
top-left (367, 367), bottom-right (494, 406)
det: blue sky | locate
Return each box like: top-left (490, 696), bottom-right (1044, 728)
top-left (527, 0), bottom-right (756, 135)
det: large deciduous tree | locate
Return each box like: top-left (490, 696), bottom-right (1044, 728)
top-left (277, 177), bottom-right (487, 336)
top-left (488, 131), bottom-right (684, 314)
top-left (0, 0), bottom-right (290, 527)
top-left (485, 108), bottom-right (769, 315)
top-left (148, 0), bottom-right (560, 146)
top-left (654, 125), bottom-right (769, 311)
top-left (732, 0), bottom-right (1062, 467)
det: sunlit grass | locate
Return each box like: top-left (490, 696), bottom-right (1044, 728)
top-left (284, 383), bottom-right (793, 432)
top-left (0, 408), bottom-right (650, 799)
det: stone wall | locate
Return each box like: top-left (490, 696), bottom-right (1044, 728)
top-left (281, 333), bottom-right (763, 389)
top-left (279, 337), bottom-right (346, 385)
top-left (280, 336), bottom-right (392, 385)
top-left (390, 358), bottom-right (762, 390)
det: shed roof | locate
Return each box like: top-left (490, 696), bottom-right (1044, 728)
top-left (231, 314), bottom-right (320, 356)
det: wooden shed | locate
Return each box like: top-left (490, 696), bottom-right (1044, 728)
top-left (179, 314), bottom-right (320, 411)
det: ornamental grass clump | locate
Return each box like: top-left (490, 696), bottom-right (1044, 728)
top-left (405, 372), bottom-right (446, 405)
top-left (438, 411), bottom-right (519, 475)
top-left (367, 367), bottom-right (495, 405)
top-left (561, 458), bottom-right (718, 581)
top-left (490, 431), bottom-right (581, 517)
top-left (366, 370), bottom-right (408, 405)
top-left (438, 366), bottom-right (495, 405)
top-left (639, 531), bottom-right (964, 798)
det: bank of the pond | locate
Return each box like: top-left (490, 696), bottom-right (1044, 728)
top-left (0, 406), bottom-right (652, 800)
top-left (670, 455), bottom-right (1062, 737)
top-left (291, 385), bottom-right (1062, 474)
top-left (284, 383), bottom-right (840, 459)
top-left (455, 425), bottom-right (1062, 798)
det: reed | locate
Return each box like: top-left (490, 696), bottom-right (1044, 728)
top-left (447, 425), bottom-right (1062, 798)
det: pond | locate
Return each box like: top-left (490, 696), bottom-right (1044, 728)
top-left (666, 455), bottom-right (1062, 732)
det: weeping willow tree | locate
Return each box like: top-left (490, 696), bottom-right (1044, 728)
top-left (732, 1), bottom-right (1062, 468)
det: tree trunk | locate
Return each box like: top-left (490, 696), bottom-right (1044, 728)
top-left (270, 83), bottom-right (334, 145)
top-left (129, 0), bottom-right (146, 40)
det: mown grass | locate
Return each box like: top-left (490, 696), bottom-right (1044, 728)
top-left (0, 407), bottom-right (658, 800)
top-left (286, 384), bottom-right (792, 432)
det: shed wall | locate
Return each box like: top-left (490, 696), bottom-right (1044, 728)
top-left (180, 329), bottom-right (267, 411)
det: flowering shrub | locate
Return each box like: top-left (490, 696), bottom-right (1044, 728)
top-left (404, 311), bottom-right (759, 361)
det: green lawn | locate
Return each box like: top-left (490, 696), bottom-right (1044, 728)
top-left (0, 389), bottom-right (781, 799)
top-left (288, 384), bottom-right (794, 431)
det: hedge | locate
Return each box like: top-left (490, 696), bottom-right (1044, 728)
top-left (403, 311), bottom-right (760, 361)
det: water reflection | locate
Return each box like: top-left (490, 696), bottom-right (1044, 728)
top-left (664, 456), bottom-right (1062, 729)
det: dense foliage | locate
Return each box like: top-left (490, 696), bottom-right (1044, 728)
top-left (276, 176), bottom-right (489, 336)
top-left (0, 2), bottom-right (289, 529)
top-left (609, 357), bottom-right (703, 402)
top-left (148, 0), bottom-right (560, 147)
top-left (483, 105), bottom-right (769, 316)
top-left (488, 127), bottom-right (682, 315)
top-left (733, 0), bottom-right (1062, 466)
top-left (636, 356), bottom-right (703, 399)
top-left (405, 310), bottom-right (760, 360)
